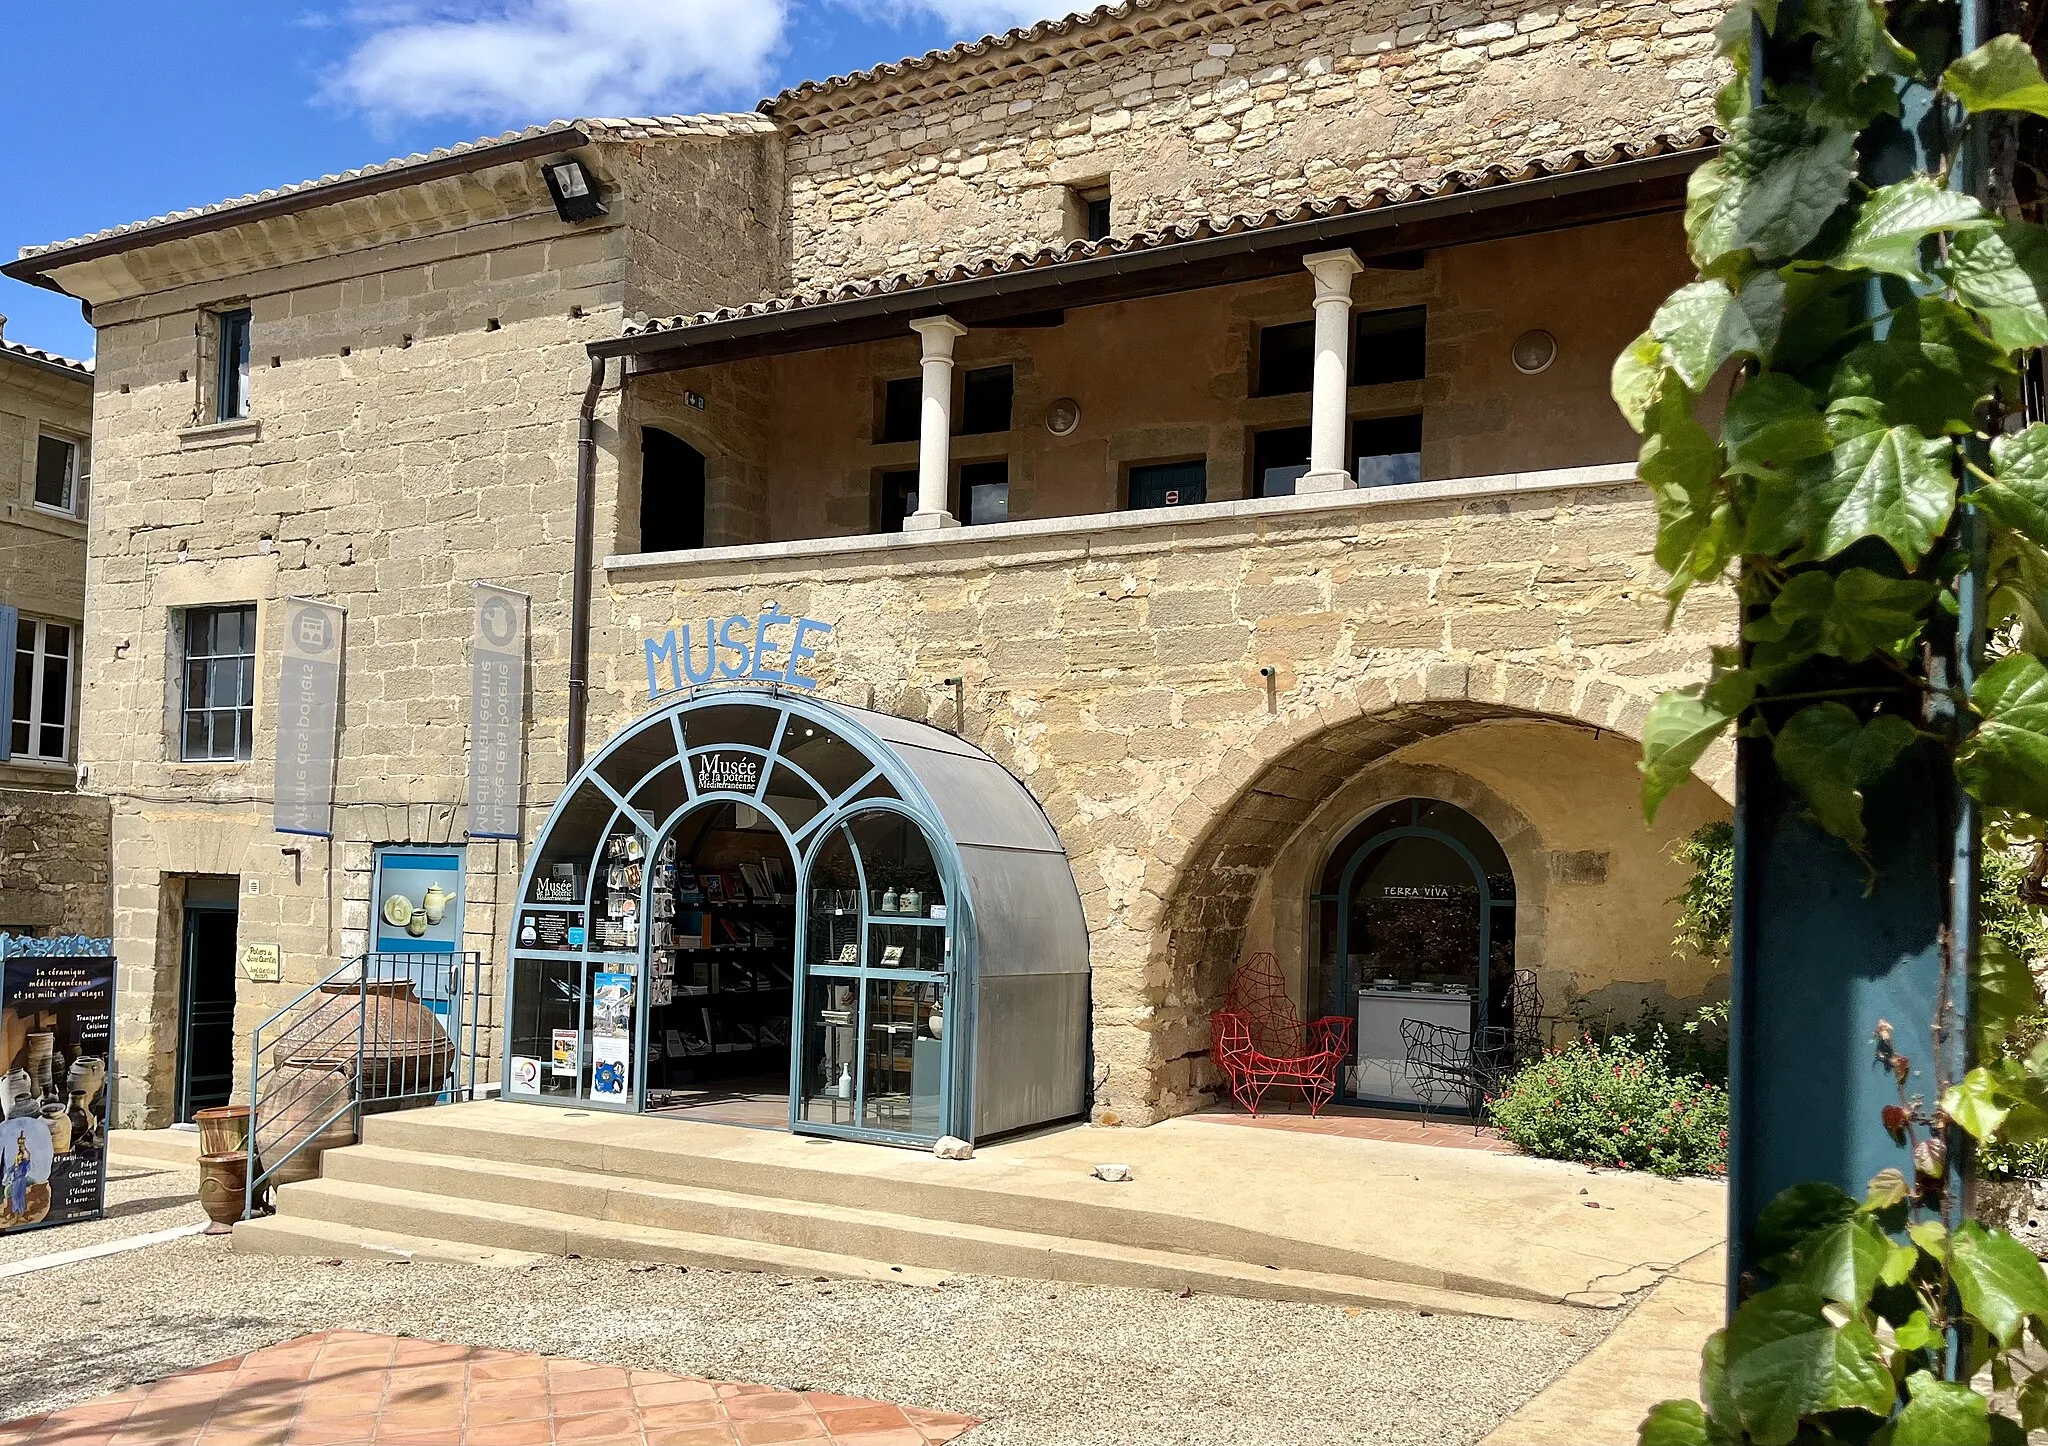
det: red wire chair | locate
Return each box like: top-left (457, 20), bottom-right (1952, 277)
top-left (1209, 953), bottom-right (1354, 1116)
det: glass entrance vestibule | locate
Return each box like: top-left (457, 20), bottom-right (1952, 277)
top-left (505, 689), bottom-right (1091, 1146)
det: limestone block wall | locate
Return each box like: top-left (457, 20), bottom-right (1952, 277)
top-left (596, 478), bottom-right (1735, 1124)
top-left (0, 351), bottom-right (92, 793)
top-left (0, 787), bottom-right (111, 938)
top-left (78, 182), bottom-right (639, 1124)
top-left (622, 213), bottom-right (1690, 553)
top-left (775, 0), bottom-right (1721, 289)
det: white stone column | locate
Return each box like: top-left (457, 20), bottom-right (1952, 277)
top-left (905, 315), bottom-right (968, 530)
top-left (1298, 248), bottom-right (1364, 494)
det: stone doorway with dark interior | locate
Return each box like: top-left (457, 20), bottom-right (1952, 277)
top-left (176, 875), bottom-right (239, 1123)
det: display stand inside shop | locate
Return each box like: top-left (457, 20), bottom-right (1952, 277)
top-left (504, 688), bottom-right (1092, 1148)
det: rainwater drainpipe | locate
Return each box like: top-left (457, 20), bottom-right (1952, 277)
top-left (567, 351), bottom-right (609, 775)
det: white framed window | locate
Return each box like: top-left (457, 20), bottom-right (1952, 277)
top-left (11, 617), bottom-right (73, 762)
top-left (33, 435), bottom-right (79, 515)
top-left (180, 605), bottom-right (257, 763)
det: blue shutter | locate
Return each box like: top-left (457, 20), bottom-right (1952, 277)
top-left (0, 604), bottom-right (17, 763)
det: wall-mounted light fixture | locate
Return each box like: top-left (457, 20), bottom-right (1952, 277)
top-left (543, 157), bottom-right (607, 222)
top-left (1511, 329), bottom-right (1558, 375)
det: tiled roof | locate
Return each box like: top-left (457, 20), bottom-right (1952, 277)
top-left (766, 0), bottom-right (1335, 123)
top-left (624, 129), bottom-right (1719, 338)
top-left (0, 336), bottom-right (92, 379)
top-left (14, 114), bottom-right (775, 266)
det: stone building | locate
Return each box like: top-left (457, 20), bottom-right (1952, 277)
top-left (6, 0), bottom-right (1733, 1138)
top-left (0, 322), bottom-right (106, 943)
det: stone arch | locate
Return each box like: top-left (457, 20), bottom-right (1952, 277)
top-left (1087, 659), bottom-right (1730, 1125)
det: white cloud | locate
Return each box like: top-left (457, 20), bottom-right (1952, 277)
top-left (835, 0), bottom-right (1088, 38)
top-left (330, 0), bottom-right (787, 126)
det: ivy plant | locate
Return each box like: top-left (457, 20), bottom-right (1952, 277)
top-left (1620, 0), bottom-right (2048, 1435)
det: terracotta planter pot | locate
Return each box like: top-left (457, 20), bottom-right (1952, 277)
top-left (196, 1152), bottom-right (247, 1235)
top-left (254, 1061), bottom-right (355, 1188)
top-left (194, 1105), bottom-right (251, 1156)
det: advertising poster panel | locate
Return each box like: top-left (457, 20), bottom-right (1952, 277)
top-left (0, 937), bottom-right (113, 1235)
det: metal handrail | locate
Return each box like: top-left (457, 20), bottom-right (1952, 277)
top-left (243, 950), bottom-right (496, 1218)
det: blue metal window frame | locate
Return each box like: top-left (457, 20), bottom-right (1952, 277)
top-left (506, 688), bottom-right (977, 1144)
top-left (1325, 798), bottom-right (1515, 1110)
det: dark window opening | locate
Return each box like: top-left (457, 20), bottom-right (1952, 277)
top-left (1255, 320), bottom-right (1316, 397)
top-left (1354, 414), bottom-right (1424, 488)
top-left (877, 469), bottom-right (917, 533)
top-left (880, 376), bottom-right (921, 444)
top-left (1128, 459), bottom-right (1208, 510)
top-left (959, 366), bottom-right (1013, 435)
top-left (640, 427), bottom-right (707, 553)
top-left (1085, 194), bottom-right (1111, 241)
top-left (216, 309), bottom-right (252, 423)
top-left (1353, 306), bottom-right (1426, 387)
top-left (959, 460), bottom-right (1010, 526)
top-left (1252, 426), bottom-right (1311, 498)
top-left (33, 436), bottom-right (76, 512)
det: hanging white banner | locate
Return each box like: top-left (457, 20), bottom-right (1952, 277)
top-left (274, 597), bottom-right (345, 837)
top-left (468, 584), bottom-right (528, 840)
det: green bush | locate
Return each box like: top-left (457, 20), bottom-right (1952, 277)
top-left (1488, 1030), bottom-right (1728, 1178)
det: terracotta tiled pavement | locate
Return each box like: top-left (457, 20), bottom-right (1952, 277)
top-left (1193, 1103), bottom-right (1519, 1152)
top-left (0, 1331), bottom-right (979, 1445)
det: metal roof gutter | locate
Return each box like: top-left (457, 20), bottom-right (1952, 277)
top-left (2, 128), bottom-right (594, 295)
top-left (591, 143), bottom-right (1714, 366)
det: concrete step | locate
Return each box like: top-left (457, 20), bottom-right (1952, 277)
top-left (357, 1107), bottom-right (1543, 1304)
top-left (108, 1128), bottom-right (201, 1169)
top-left (232, 1215), bottom-right (547, 1267)
top-left (281, 1153), bottom-right (1571, 1320)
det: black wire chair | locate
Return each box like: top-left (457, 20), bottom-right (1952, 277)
top-left (1401, 1018), bottom-right (1493, 1124)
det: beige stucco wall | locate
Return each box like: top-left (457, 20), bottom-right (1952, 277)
top-left (623, 211), bottom-right (1690, 551)
top-left (777, 0), bottom-right (1721, 290)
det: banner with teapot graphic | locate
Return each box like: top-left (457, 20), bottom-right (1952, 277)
top-left (0, 936), bottom-right (113, 1235)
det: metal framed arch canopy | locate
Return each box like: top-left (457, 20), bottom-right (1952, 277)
top-left (503, 687), bottom-right (1090, 1145)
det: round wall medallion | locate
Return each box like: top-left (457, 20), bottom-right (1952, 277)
top-left (1511, 329), bottom-right (1558, 375)
top-left (1045, 397), bottom-right (1081, 436)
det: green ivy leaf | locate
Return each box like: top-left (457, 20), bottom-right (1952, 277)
top-left (1951, 1221), bottom-right (2048, 1350)
top-left (1756, 1181), bottom-right (1860, 1259)
top-left (1893, 1308), bottom-right (1938, 1351)
top-left (1892, 1370), bottom-right (1991, 1446)
top-left (1959, 652), bottom-right (2048, 817)
top-left (2017, 1368), bottom-right (2048, 1432)
top-left (1690, 107), bottom-right (1860, 268)
top-left (1832, 176), bottom-right (1993, 279)
top-left (1642, 381), bottom-right (1727, 581)
top-left (1642, 677), bottom-right (1755, 823)
top-left (1947, 1064), bottom-right (2015, 1141)
top-left (1722, 1284), bottom-right (1895, 1445)
top-left (1798, 413), bottom-right (1956, 566)
top-left (1977, 938), bottom-right (2040, 1061)
top-left (1827, 296), bottom-right (2014, 437)
top-left (1614, 331), bottom-right (1670, 433)
top-left (1724, 373), bottom-right (1832, 480)
top-left (1946, 33), bottom-right (2048, 118)
top-left (1780, 1216), bottom-right (1893, 1307)
top-left (1745, 568), bottom-right (1934, 670)
top-left (1772, 704), bottom-right (1918, 848)
top-left (1951, 223), bottom-right (2048, 351)
top-left (1652, 275), bottom-right (1787, 390)
top-left (1637, 1398), bottom-right (1715, 1446)
top-left (1879, 1242), bottom-right (1921, 1288)
top-left (1983, 423), bottom-right (2048, 552)
top-left (1810, 0), bottom-right (1914, 126)
top-left (1909, 1218), bottom-right (1950, 1256)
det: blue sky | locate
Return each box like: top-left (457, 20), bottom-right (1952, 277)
top-left (2, 2), bottom-right (1073, 361)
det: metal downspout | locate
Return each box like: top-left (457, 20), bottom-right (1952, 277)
top-left (567, 352), bottom-right (608, 774)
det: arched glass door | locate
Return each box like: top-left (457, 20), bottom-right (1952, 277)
top-left (1314, 799), bottom-right (1515, 1106)
top-left (797, 805), bottom-right (956, 1144)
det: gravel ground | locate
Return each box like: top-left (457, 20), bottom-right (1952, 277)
top-left (0, 1228), bottom-right (1616, 1446)
top-left (0, 1158), bottom-right (204, 1267)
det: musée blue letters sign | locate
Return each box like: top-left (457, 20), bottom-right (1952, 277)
top-left (645, 606), bottom-right (833, 699)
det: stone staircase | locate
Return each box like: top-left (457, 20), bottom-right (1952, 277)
top-left (233, 1104), bottom-right (1583, 1322)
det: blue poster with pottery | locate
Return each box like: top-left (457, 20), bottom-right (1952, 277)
top-left (0, 935), bottom-right (114, 1235)
top-left (374, 849), bottom-right (465, 956)
top-left (590, 971), bottom-right (633, 1101)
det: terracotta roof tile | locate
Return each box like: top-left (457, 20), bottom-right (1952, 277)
top-left (624, 128), bottom-right (1719, 337)
top-left (0, 336), bottom-right (92, 378)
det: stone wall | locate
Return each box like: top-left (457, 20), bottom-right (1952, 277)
top-left (0, 787), bottom-right (111, 938)
top-left (776, 0), bottom-right (1721, 289)
top-left (596, 478), bottom-right (1736, 1124)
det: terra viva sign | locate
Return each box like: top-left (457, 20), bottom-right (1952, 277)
top-left (644, 607), bottom-right (834, 699)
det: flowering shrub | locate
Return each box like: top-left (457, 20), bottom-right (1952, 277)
top-left (1487, 1030), bottom-right (1727, 1178)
